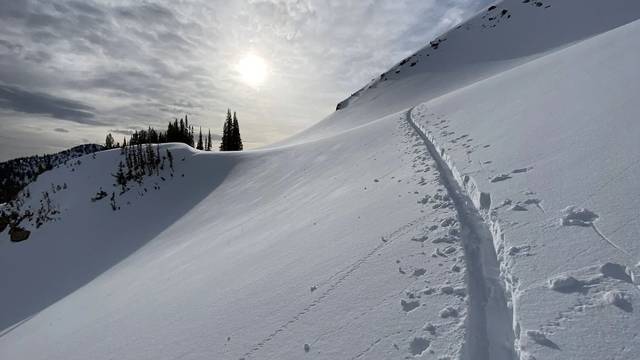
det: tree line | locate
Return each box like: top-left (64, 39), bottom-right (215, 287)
top-left (105, 111), bottom-right (243, 152)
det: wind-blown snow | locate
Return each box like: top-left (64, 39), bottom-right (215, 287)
top-left (2, 0), bottom-right (640, 359)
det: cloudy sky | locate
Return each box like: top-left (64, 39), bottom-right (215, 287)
top-left (0, 0), bottom-right (490, 161)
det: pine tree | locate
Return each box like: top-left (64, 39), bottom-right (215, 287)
top-left (105, 133), bottom-right (115, 149)
top-left (166, 149), bottom-right (174, 171)
top-left (206, 129), bottom-right (212, 151)
top-left (220, 109), bottom-right (233, 151)
top-left (155, 145), bottom-right (161, 175)
top-left (197, 127), bottom-right (204, 150)
top-left (146, 144), bottom-right (155, 175)
top-left (232, 112), bottom-right (243, 151)
top-left (113, 161), bottom-right (127, 193)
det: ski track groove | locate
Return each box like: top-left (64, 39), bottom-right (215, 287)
top-left (406, 108), bottom-right (517, 360)
top-left (239, 216), bottom-right (425, 359)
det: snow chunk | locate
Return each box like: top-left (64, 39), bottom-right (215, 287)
top-left (439, 306), bottom-right (458, 318)
top-left (423, 323), bottom-right (436, 334)
top-left (561, 206), bottom-right (598, 226)
top-left (603, 290), bottom-right (632, 312)
top-left (440, 286), bottom-right (454, 295)
top-left (600, 262), bottom-right (634, 283)
top-left (548, 275), bottom-right (584, 293)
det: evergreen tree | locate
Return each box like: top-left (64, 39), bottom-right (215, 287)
top-left (206, 129), bottom-right (212, 151)
top-left (105, 133), bottom-right (115, 149)
top-left (113, 161), bottom-right (127, 193)
top-left (197, 127), bottom-right (204, 150)
top-left (232, 112), bottom-right (243, 151)
top-left (166, 149), bottom-right (174, 171)
top-left (220, 109), bottom-right (233, 151)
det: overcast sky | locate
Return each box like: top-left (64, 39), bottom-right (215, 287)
top-left (0, 0), bottom-right (490, 161)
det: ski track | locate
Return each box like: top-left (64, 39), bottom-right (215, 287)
top-left (406, 108), bottom-right (517, 360)
top-left (239, 216), bottom-right (425, 359)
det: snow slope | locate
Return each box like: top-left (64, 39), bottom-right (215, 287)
top-left (2, 0), bottom-right (640, 359)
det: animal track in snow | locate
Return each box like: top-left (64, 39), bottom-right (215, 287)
top-left (432, 236), bottom-right (457, 244)
top-left (401, 299), bottom-right (420, 312)
top-left (412, 268), bottom-right (427, 277)
top-left (526, 330), bottom-right (560, 350)
top-left (440, 286), bottom-right (454, 295)
top-left (409, 336), bottom-right (430, 355)
top-left (511, 167), bottom-right (532, 174)
top-left (240, 219), bottom-right (423, 359)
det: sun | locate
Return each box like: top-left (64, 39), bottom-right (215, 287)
top-left (236, 53), bottom-right (268, 89)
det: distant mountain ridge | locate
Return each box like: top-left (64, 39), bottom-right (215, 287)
top-left (0, 144), bottom-right (104, 204)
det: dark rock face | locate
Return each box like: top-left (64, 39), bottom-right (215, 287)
top-left (0, 215), bottom-right (8, 233)
top-left (9, 226), bottom-right (30, 242)
top-left (336, 99), bottom-right (350, 111)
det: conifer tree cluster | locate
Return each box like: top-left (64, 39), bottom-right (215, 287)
top-left (104, 112), bottom-right (241, 152)
top-left (0, 144), bottom-right (102, 204)
top-left (105, 133), bottom-right (115, 149)
top-left (105, 115), bottom-right (216, 151)
top-left (219, 110), bottom-right (243, 151)
top-left (112, 143), bottom-right (173, 195)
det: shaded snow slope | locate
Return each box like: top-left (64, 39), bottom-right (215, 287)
top-left (2, 116), bottom-right (472, 360)
top-left (2, 1), bottom-right (640, 359)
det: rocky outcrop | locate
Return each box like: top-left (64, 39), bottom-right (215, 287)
top-left (9, 226), bottom-right (30, 242)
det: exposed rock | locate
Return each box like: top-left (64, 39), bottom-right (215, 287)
top-left (9, 226), bottom-right (30, 242)
top-left (0, 215), bottom-right (9, 233)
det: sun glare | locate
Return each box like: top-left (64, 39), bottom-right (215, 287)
top-left (236, 53), bottom-right (268, 89)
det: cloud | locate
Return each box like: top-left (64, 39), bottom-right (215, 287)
top-left (109, 128), bottom-right (135, 136)
top-left (53, 127), bottom-right (69, 133)
top-left (0, 84), bottom-right (101, 125)
top-left (0, 0), bottom-right (491, 159)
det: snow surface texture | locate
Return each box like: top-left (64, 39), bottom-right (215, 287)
top-left (2, 0), bottom-right (640, 359)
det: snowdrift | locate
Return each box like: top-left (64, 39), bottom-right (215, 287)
top-left (2, 1), bottom-right (640, 359)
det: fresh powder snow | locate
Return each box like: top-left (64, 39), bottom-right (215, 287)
top-left (1, 1), bottom-right (640, 359)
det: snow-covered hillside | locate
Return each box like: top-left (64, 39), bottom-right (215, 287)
top-left (0, 144), bottom-right (103, 204)
top-left (2, 1), bottom-right (640, 359)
